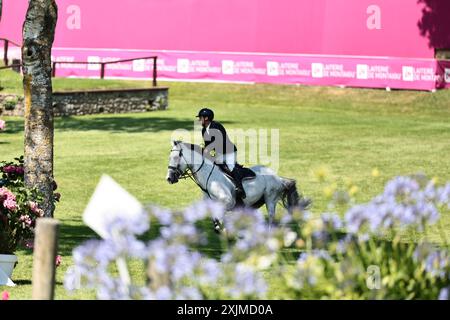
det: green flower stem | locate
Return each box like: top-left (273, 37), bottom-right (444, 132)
top-left (436, 219), bottom-right (449, 249)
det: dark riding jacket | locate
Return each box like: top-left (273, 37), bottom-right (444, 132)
top-left (202, 121), bottom-right (237, 156)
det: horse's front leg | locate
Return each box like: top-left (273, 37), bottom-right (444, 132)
top-left (208, 183), bottom-right (235, 233)
top-left (203, 193), bottom-right (222, 233)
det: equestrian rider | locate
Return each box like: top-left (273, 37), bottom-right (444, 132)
top-left (196, 107), bottom-right (246, 199)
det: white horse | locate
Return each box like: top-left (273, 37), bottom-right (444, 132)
top-left (166, 141), bottom-right (310, 227)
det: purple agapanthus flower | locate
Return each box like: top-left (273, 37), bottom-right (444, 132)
top-left (150, 206), bottom-right (172, 225)
top-left (439, 287), bottom-right (449, 300)
top-left (344, 175), bottom-right (445, 235)
top-left (321, 212), bottom-right (343, 230)
top-left (227, 263), bottom-right (267, 299)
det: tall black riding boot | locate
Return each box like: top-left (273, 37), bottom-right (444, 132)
top-left (231, 168), bottom-right (246, 199)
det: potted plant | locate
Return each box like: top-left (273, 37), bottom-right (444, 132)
top-left (0, 156), bottom-right (58, 285)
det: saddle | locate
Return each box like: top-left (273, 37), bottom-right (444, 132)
top-left (216, 163), bottom-right (256, 181)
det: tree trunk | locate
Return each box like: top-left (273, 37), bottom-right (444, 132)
top-left (22, 0), bottom-right (58, 217)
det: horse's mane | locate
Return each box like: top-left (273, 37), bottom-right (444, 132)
top-left (178, 142), bottom-right (215, 164)
top-left (180, 142), bottom-right (203, 155)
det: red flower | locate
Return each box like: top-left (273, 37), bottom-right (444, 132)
top-left (56, 255), bottom-right (62, 267)
top-left (1, 291), bottom-right (9, 300)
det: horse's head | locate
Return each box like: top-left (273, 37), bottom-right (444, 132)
top-left (166, 140), bottom-right (188, 184)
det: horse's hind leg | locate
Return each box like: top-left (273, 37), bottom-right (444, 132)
top-left (265, 197), bottom-right (277, 230)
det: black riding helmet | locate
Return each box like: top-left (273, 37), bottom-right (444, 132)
top-left (196, 107), bottom-right (214, 120)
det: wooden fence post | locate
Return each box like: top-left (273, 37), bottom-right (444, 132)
top-left (3, 39), bottom-right (8, 66)
top-left (100, 62), bottom-right (105, 79)
top-left (152, 57), bottom-right (157, 87)
top-left (52, 61), bottom-right (57, 77)
top-left (32, 218), bottom-right (60, 300)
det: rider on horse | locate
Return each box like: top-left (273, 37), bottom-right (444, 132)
top-left (196, 107), bottom-right (246, 199)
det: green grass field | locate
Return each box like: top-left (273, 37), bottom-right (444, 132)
top-left (1, 68), bottom-right (450, 299)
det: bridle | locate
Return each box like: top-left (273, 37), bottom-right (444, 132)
top-left (168, 145), bottom-right (216, 197)
top-left (168, 147), bottom-right (203, 179)
top-left (167, 148), bottom-right (185, 179)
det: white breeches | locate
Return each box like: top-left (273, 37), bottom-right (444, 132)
top-left (216, 152), bottom-right (236, 171)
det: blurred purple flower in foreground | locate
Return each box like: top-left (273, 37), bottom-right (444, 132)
top-left (345, 176), bottom-right (444, 234)
top-left (65, 199), bottom-right (268, 300)
top-left (65, 174), bottom-right (449, 300)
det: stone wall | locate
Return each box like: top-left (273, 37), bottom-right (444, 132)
top-left (0, 87), bottom-right (168, 117)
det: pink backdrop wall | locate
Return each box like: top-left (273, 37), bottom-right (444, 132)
top-left (1, 0), bottom-right (450, 90)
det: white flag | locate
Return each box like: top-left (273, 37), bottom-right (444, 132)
top-left (82, 175), bottom-right (145, 239)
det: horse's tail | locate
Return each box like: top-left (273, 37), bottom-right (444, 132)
top-left (281, 178), bottom-right (311, 213)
